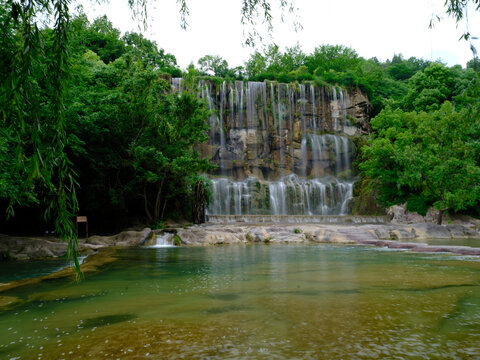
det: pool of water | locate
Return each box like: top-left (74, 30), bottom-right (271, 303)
top-left (0, 257), bottom-right (84, 284)
top-left (0, 244), bottom-right (479, 359)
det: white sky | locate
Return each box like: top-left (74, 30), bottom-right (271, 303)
top-left (78, 0), bottom-right (480, 69)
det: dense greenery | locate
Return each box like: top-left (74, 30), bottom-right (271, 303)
top-left (358, 64), bottom-right (480, 223)
top-left (1, 9), bottom-right (211, 236)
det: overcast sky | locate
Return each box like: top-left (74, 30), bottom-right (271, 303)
top-left (78, 0), bottom-right (480, 69)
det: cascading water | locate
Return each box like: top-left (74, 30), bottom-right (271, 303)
top-left (149, 233), bottom-right (175, 248)
top-left (170, 78), bottom-right (361, 219)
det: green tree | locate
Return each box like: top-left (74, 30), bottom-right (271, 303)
top-left (386, 54), bottom-right (430, 81)
top-left (131, 92), bottom-right (212, 221)
top-left (197, 55), bottom-right (229, 77)
top-left (360, 102), bottom-right (480, 223)
top-left (83, 15), bottom-right (125, 63)
top-left (304, 44), bottom-right (360, 75)
top-left (122, 31), bottom-right (180, 76)
top-left (1, 0), bottom-right (82, 278)
top-left (402, 63), bottom-right (454, 111)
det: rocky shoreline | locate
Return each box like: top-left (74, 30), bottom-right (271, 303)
top-left (174, 222), bottom-right (480, 256)
top-left (1, 216), bottom-right (480, 262)
top-left (0, 227), bottom-right (153, 261)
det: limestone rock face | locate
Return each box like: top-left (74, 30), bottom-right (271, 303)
top-left (388, 205), bottom-right (426, 224)
top-left (197, 80), bottom-right (371, 181)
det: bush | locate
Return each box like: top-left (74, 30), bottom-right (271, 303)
top-left (406, 194), bottom-right (430, 216)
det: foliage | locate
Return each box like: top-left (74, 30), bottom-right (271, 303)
top-left (402, 63), bottom-right (454, 111)
top-left (198, 55), bottom-right (230, 77)
top-left (64, 15), bottom-right (212, 229)
top-left (360, 102), bottom-right (480, 222)
top-left (0, 0), bottom-right (82, 278)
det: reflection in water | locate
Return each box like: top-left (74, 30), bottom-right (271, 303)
top-left (0, 245), bottom-right (479, 359)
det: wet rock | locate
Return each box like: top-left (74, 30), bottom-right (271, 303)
top-left (446, 224), bottom-right (477, 238)
top-left (0, 236), bottom-right (69, 260)
top-left (372, 227), bottom-right (389, 239)
top-left (388, 228), bottom-right (416, 240)
top-left (414, 223), bottom-right (452, 239)
top-left (86, 228), bottom-right (152, 247)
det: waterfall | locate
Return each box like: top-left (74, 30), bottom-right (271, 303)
top-left (207, 175), bottom-right (354, 216)
top-left (235, 80), bottom-right (244, 128)
top-left (332, 86), bottom-right (340, 132)
top-left (310, 84), bottom-right (316, 130)
top-left (171, 77), bottom-right (182, 94)
top-left (170, 79), bottom-right (360, 217)
top-left (149, 233), bottom-right (175, 248)
top-left (307, 134), bottom-right (353, 176)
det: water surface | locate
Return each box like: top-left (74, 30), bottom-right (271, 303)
top-left (0, 244), bottom-right (479, 359)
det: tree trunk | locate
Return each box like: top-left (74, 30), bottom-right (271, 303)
top-left (160, 197), bottom-right (168, 221)
top-left (154, 178), bottom-right (164, 220)
top-left (143, 185), bottom-right (153, 222)
top-left (437, 209), bottom-right (444, 225)
top-left (193, 180), bottom-right (206, 224)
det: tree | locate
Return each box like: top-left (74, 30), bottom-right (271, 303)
top-left (197, 55), bottom-right (229, 77)
top-left (360, 102), bottom-right (480, 224)
top-left (1, 0), bottom-right (82, 278)
top-left (387, 54), bottom-right (430, 81)
top-left (304, 44), bottom-right (360, 75)
top-left (84, 15), bottom-right (125, 63)
top-left (402, 63), bottom-right (454, 112)
top-left (122, 31), bottom-right (180, 76)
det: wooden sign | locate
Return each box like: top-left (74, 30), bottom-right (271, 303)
top-left (76, 216), bottom-right (88, 238)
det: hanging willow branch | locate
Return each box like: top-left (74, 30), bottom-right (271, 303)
top-left (3, 0), bottom-right (82, 280)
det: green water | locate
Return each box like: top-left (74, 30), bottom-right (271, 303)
top-left (0, 258), bottom-right (83, 283)
top-left (1, 244), bottom-right (479, 359)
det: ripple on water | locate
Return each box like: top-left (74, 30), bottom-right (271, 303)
top-left (0, 245), bottom-right (479, 359)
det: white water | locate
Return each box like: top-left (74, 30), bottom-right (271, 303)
top-left (150, 233), bottom-right (175, 248)
top-left (207, 175), bottom-right (354, 216)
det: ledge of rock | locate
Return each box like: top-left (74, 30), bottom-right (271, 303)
top-left (173, 222), bottom-right (480, 256)
top-left (0, 228), bottom-right (152, 261)
top-left (86, 228), bottom-right (153, 247)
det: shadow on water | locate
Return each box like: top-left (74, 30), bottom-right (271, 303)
top-left (387, 283), bottom-right (477, 293)
top-left (208, 293), bottom-right (241, 301)
top-left (205, 305), bottom-right (252, 314)
top-left (273, 289), bottom-right (360, 296)
top-left (82, 313), bottom-right (137, 329)
top-left (439, 291), bottom-right (480, 332)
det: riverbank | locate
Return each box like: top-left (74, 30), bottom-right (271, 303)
top-left (0, 228), bottom-right (153, 261)
top-left (174, 221), bottom-right (480, 256)
top-left (2, 220), bottom-right (480, 262)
